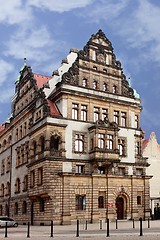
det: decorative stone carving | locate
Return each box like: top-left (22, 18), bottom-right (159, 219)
top-left (95, 118), bottom-right (119, 130)
top-left (62, 61), bottom-right (79, 85)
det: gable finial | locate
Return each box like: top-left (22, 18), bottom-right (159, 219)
top-left (24, 57), bottom-right (27, 66)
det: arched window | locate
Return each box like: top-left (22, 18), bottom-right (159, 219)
top-left (82, 78), bottom-right (87, 87)
top-left (93, 80), bottom-right (98, 89)
top-left (15, 178), bottom-right (20, 193)
top-left (103, 83), bottom-right (108, 92)
top-left (22, 201), bottom-right (27, 214)
top-left (112, 85), bottom-right (117, 93)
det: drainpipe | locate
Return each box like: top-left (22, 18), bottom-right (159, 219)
top-left (131, 175), bottom-right (133, 219)
top-left (61, 174), bottom-right (64, 225)
top-left (106, 167), bottom-right (109, 220)
top-left (91, 174), bottom-right (93, 223)
top-left (8, 144), bottom-right (13, 217)
top-left (143, 175), bottom-right (146, 221)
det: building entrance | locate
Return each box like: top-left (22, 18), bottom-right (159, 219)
top-left (116, 196), bottom-right (124, 220)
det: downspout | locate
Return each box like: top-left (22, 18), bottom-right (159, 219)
top-left (143, 175), bottom-right (146, 220)
top-left (131, 175), bottom-right (133, 219)
top-left (91, 174), bottom-right (93, 223)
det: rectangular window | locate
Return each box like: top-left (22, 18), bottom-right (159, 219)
top-left (118, 167), bottom-right (125, 175)
top-left (98, 192), bottom-right (106, 208)
top-left (98, 134), bottom-right (105, 149)
top-left (75, 134), bottom-right (84, 152)
top-left (114, 111), bottom-right (119, 124)
top-left (75, 195), bottom-right (86, 210)
top-left (39, 199), bottom-right (45, 212)
top-left (118, 139), bottom-right (125, 156)
top-left (30, 170), bottom-right (35, 188)
top-left (38, 167), bottom-right (43, 185)
top-left (94, 107), bottom-right (100, 122)
top-left (136, 168), bottom-right (143, 176)
top-left (137, 195), bottom-right (141, 205)
top-left (81, 105), bottom-right (87, 121)
top-left (107, 134), bottom-right (113, 150)
top-left (72, 103), bottom-right (79, 120)
top-left (121, 112), bottom-right (127, 127)
top-left (102, 108), bottom-right (108, 121)
top-left (76, 165), bottom-right (84, 174)
top-left (98, 167), bottom-right (105, 174)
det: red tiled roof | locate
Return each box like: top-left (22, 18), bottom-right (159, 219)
top-left (47, 99), bottom-right (61, 117)
top-left (0, 124), bottom-right (5, 132)
top-left (142, 139), bottom-right (149, 151)
top-left (34, 73), bottom-right (51, 89)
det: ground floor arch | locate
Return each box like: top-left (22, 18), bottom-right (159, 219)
top-left (116, 194), bottom-right (128, 220)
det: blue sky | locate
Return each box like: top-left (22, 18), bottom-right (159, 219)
top-left (0, 0), bottom-right (160, 141)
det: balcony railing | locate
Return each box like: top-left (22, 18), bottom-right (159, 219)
top-left (89, 147), bottom-right (120, 162)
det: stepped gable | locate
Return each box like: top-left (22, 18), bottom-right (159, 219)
top-left (13, 65), bottom-right (59, 118)
top-left (61, 29), bottom-right (135, 98)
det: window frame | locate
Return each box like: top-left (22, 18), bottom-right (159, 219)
top-left (72, 103), bottom-right (79, 120)
top-left (75, 195), bottom-right (86, 210)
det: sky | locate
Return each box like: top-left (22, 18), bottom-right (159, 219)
top-left (0, 0), bottom-right (160, 142)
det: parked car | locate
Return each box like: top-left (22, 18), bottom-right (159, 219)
top-left (0, 216), bottom-right (18, 227)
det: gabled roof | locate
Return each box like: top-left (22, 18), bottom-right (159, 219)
top-left (34, 73), bottom-right (52, 89)
top-left (47, 99), bottom-right (61, 117)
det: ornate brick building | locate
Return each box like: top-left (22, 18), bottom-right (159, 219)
top-left (0, 30), bottom-right (151, 225)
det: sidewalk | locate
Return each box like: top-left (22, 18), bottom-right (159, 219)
top-left (1, 219), bottom-right (160, 240)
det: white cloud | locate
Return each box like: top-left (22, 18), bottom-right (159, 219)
top-left (0, 60), bottom-right (14, 86)
top-left (79, 0), bottom-right (129, 23)
top-left (4, 26), bottom-right (55, 62)
top-left (0, 0), bottom-right (32, 24)
top-left (27, 0), bottom-right (93, 12)
top-left (116, 0), bottom-right (160, 48)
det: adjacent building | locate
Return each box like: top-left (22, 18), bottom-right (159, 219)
top-left (0, 30), bottom-right (151, 225)
top-left (142, 132), bottom-right (160, 218)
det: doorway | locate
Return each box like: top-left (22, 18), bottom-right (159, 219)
top-left (116, 197), bottom-right (124, 220)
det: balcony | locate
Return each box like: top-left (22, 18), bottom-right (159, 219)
top-left (89, 147), bottom-right (120, 165)
top-left (135, 156), bottom-right (149, 166)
